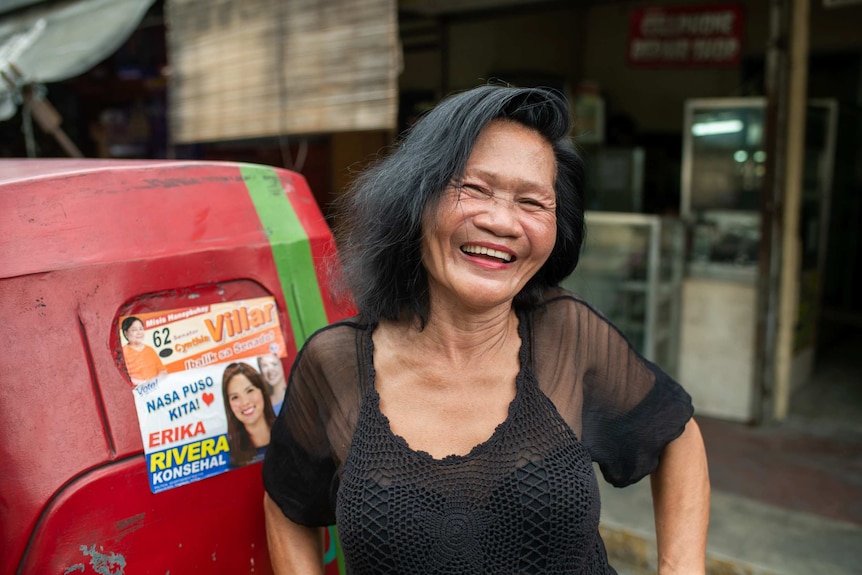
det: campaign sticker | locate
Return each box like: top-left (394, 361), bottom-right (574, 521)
top-left (120, 297), bottom-right (288, 493)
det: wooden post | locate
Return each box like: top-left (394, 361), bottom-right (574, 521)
top-left (22, 85), bottom-right (84, 158)
top-left (774, 0), bottom-right (810, 419)
top-left (754, 0), bottom-right (789, 424)
top-left (755, 0), bottom-right (810, 423)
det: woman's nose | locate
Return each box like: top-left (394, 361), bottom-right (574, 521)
top-left (472, 196), bottom-right (522, 236)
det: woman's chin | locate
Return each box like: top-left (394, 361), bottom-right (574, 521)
top-left (440, 278), bottom-right (527, 310)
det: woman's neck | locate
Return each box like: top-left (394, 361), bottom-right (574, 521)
top-left (394, 300), bottom-right (518, 367)
top-left (246, 420), bottom-right (271, 448)
top-left (270, 381), bottom-right (286, 407)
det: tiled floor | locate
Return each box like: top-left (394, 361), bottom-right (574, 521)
top-left (789, 330), bottom-right (862, 432)
top-left (698, 329), bottom-right (862, 526)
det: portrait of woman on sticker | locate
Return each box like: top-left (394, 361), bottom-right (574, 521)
top-left (258, 353), bottom-right (288, 415)
top-left (120, 316), bottom-right (167, 386)
top-left (222, 362), bottom-right (276, 467)
top-left (262, 85), bottom-right (710, 574)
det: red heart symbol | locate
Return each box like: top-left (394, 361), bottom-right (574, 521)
top-left (202, 392), bottom-right (214, 406)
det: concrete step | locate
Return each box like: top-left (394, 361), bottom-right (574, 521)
top-left (599, 475), bottom-right (862, 575)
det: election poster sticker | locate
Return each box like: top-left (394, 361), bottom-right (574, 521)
top-left (119, 297), bottom-right (288, 493)
top-left (134, 365), bottom-right (231, 493)
top-left (119, 297), bottom-right (287, 382)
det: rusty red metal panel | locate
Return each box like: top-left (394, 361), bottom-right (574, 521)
top-left (17, 459), bottom-right (271, 574)
top-left (1, 161), bottom-right (264, 278)
top-left (0, 160), bottom-right (351, 574)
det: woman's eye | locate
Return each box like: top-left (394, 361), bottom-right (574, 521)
top-left (460, 183), bottom-right (490, 197)
top-left (520, 198), bottom-right (547, 210)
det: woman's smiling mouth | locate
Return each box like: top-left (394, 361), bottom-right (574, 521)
top-left (461, 244), bottom-right (515, 263)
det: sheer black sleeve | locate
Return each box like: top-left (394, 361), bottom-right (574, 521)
top-left (262, 322), bottom-right (363, 527)
top-left (532, 292), bottom-right (693, 488)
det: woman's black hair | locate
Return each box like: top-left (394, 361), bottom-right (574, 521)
top-left (333, 84), bottom-right (585, 325)
top-left (121, 316), bottom-right (142, 340)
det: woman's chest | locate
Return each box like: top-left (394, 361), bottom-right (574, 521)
top-left (333, 384), bottom-right (603, 573)
top-left (371, 326), bottom-right (522, 460)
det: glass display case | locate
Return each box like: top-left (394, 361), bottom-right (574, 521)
top-left (681, 98), bottom-right (837, 284)
top-left (679, 97), bottom-right (837, 421)
top-left (682, 98), bottom-right (765, 283)
top-left (561, 212), bottom-right (684, 376)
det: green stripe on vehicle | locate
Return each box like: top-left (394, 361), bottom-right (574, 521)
top-left (241, 165), bottom-right (328, 348)
top-left (333, 525), bottom-right (347, 574)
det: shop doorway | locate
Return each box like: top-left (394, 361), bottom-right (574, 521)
top-left (789, 52), bottom-right (862, 431)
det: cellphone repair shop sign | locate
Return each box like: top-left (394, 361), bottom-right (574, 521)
top-left (628, 4), bottom-right (743, 68)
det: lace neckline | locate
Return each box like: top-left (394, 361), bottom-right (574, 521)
top-left (362, 309), bottom-right (532, 464)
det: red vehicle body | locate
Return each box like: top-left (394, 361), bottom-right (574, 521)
top-left (0, 160), bottom-right (350, 574)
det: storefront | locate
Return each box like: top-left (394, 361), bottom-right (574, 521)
top-left (397, 0), bottom-right (862, 423)
top-left (2, 0), bottom-right (860, 424)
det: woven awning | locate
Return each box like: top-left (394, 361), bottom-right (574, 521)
top-left (166, 0), bottom-right (399, 143)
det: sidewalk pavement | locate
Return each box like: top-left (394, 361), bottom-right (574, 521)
top-left (600, 415), bottom-right (862, 575)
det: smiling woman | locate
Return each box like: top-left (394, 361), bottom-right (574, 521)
top-left (221, 362), bottom-right (275, 467)
top-left (329, 86), bottom-right (584, 327)
top-left (422, 120), bottom-right (558, 314)
top-left (121, 316), bottom-right (167, 385)
top-left (262, 85), bottom-right (710, 575)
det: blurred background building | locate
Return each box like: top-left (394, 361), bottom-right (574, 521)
top-left (1, 0), bottom-right (859, 427)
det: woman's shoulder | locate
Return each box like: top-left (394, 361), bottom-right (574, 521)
top-left (304, 316), bottom-right (369, 345)
top-left (525, 287), bottom-right (623, 345)
top-left (532, 287), bottom-right (606, 322)
top-left (294, 316), bottom-right (369, 372)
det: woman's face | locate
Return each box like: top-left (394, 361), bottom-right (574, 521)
top-left (258, 355), bottom-right (285, 387)
top-left (421, 120), bottom-right (557, 312)
top-left (227, 373), bottom-right (265, 428)
top-left (124, 320), bottom-right (145, 346)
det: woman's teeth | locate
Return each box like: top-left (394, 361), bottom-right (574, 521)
top-left (461, 245), bottom-right (513, 262)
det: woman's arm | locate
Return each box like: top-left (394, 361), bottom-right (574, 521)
top-left (264, 493), bottom-right (326, 575)
top-left (650, 418), bottom-right (710, 575)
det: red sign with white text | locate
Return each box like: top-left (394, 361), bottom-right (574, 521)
top-left (628, 4), bottom-right (743, 68)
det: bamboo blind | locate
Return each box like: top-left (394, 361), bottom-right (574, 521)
top-left (166, 0), bottom-right (399, 143)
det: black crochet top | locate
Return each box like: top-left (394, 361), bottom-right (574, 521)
top-left (263, 290), bottom-right (693, 574)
